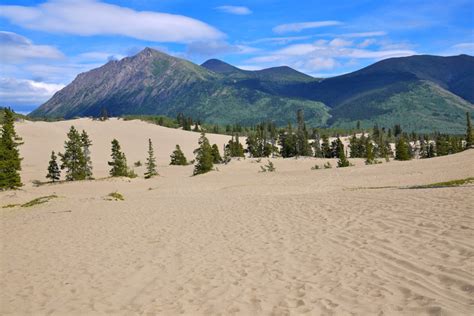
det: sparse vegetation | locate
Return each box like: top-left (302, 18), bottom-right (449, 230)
top-left (407, 178), bottom-right (474, 189)
top-left (106, 192), bottom-right (124, 201)
top-left (21, 195), bottom-right (58, 207)
top-left (260, 160), bottom-right (276, 172)
top-left (324, 162), bottom-right (332, 169)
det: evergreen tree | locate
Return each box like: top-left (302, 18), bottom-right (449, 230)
top-left (211, 144), bottom-right (222, 163)
top-left (59, 126), bottom-right (86, 181)
top-left (336, 138), bottom-right (350, 167)
top-left (108, 139), bottom-right (128, 177)
top-left (227, 134), bottom-right (245, 157)
top-left (365, 139), bottom-right (375, 164)
top-left (0, 108), bottom-right (22, 189)
top-left (313, 134), bottom-right (323, 158)
top-left (46, 151), bottom-right (61, 182)
top-left (144, 138), bottom-right (158, 178)
top-left (170, 144), bottom-right (188, 165)
top-left (193, 132), bottom-right (214, 175)
top-left (81, 130), bottom-right (93, 179)
top-left (279, 123), bottom-right (297, 158)
top-left (466, 112), bottom-right (473, 149)
top-left (395, 136), bottom-right (411, 161)
top-left (295, 109), bottom-right (312, 156)
top-left (321, 135), bottom-right (331, 158)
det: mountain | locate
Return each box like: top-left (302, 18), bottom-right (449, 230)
top-left (30, 48), bottom-right (329, 126)
top-left (30, 48), bottom-right (473, 133)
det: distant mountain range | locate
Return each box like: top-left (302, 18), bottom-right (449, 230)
top-left (30, 48), bottom-right (474, 133)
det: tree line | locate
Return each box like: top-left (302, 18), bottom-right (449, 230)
top-left (1, 107), bottom-right (473, 190)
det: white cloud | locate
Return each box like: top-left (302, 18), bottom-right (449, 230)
top-left (186, 41), bottom-right (259, 57)
top-left (0, 77), bottom-right (64, 106)
top-left (0, 31), bottom-right (64, 63)
top-left (329, 38), bottom-right (352, 47)
top-left (273, 21), bottom-right (342, 34)
top-left (216, 5), bottom-right (252, 15)
top-left (244, 36), bottom-right (313, 45)
top-left (0, 0), bottom-right (224, 43)
top-left (243, 38), bottom-right (416, 73)
top-left (341, 31), bottom-right (387, 38)
top-left (358, 39), bottom-right (377, 48)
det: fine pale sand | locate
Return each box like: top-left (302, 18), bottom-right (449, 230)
top-left (1, 118), bottom-right (473, 315)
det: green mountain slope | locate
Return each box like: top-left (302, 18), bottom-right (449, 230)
top-left (329, 81), bottom-right (473, 133)
top-left (29, 48), bottom-right (473, 133)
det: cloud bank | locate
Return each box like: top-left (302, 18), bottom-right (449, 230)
top-left (0, 0), bottom-right (224, 43)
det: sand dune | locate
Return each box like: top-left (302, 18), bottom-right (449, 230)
top-left (1, 118), bottom-right (473, 315)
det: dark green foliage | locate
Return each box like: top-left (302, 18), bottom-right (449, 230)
top-left (321, 135), bottom-right (331, 158)
top-left (279, 123), bottom-right (297, 158)
top-left (46, 151), bottom-right (61, 182)
top-left (295, 110), bottom-right (313, 156)
top-left (365, 141), bottom-right (375, 165)
top-left (0, 108), bottom-right (22, 189)
top-left (193, 133), bottom-right (214, 175)
top-left (170, 144), bottom-right (188, 165)
top-left (336, 138), bottom-right (350, 167)
top-left (246, 122), bottom-right (275, 158)
top-left (349, 133), bottom-right (367, 158)
top-left (395, 137), bottom-right (411, 161)
top-left (145, 138), bottom-right (158, 178)
top-left (260, 160), bottom-right (276, 172)
top-left (211, 144), bottom-right (222, 164)
top-left (226, 134), bottom-right (245, 158)
top-left (59, 126), bottom-right (87, 181)
top-left (466, 112), bottom-right (473, 148)
top-left (80, 130), bottom-right (93, 179)
top-left (108, 139), bottom-right (129, 177)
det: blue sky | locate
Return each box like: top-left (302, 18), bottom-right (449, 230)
top-left (0, 0), bottom-right (473, 113)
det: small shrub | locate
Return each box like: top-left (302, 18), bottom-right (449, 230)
top-left (260, 160), bottom-right (276, 172)
top-left (21, 195), bottom-right (58, 207)
top-left (324, 162), bottom-right (332, 169)
top-left (2, 204), bottom-right (19, 209)
top-left (311, 164), bottom-right (320, 170)
top-left (106, 192), bottom-right (124, 201)
top-left (127, 169), bottom-right (138, 178)
top-left (134, 160), bottom-right (142, 167)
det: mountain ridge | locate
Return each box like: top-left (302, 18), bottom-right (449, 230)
top-left (29, 48), bottom-right (473, 133)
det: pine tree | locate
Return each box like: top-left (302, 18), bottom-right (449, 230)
top-left (321, 135), bottom-right (331, 158)
top-left (0, 108), bottom-right (22, 189)
top-left (170, 144), bottom-right (188, 165)
top-left (466, 112), bottom-right (473, 149)
top-left (145, 138), bottom-right (158, 178)
top-left (59, 126), bottom-right (86, 181)
top-left (313, 134), bottom-right (323, 158)
top-left (365, 139), bottom-right (375, 164)
top-left (108, 139), bottom-right (128, 177)
top-left (336, 138), bottom-right (350, 167)
top-left (211, 144), bottom-right (222, 163)
top-left (395, 136), bottom-right (411, 161)
top-left (46, 151), bottom-right (61, 182)
top-left (295, 109), bottom-right (312, 156)
top-left (193, 132), bottom-right (214, 175)
top-left (81, 130), bottom-right (93, 179)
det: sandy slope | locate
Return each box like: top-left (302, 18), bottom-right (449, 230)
top-left (1, 119), bottom-right (473, 315)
